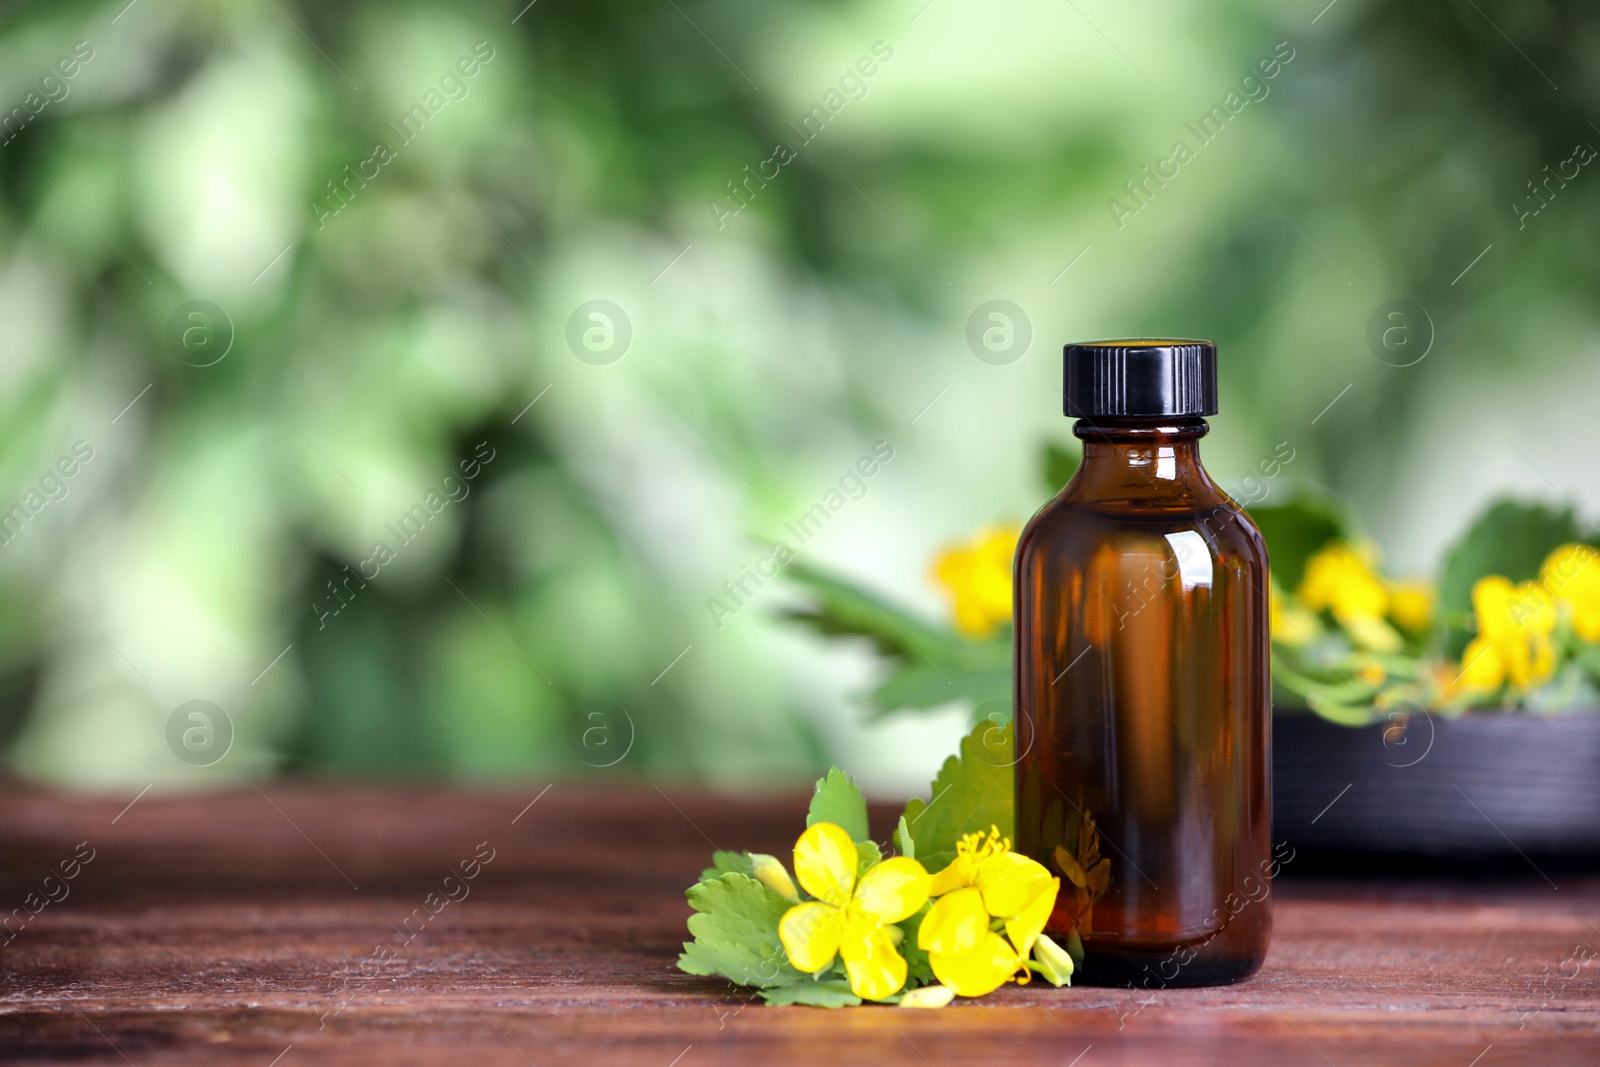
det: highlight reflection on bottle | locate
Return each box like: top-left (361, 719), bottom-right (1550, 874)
top-left (1015, 339), bottom-right (1272, 988)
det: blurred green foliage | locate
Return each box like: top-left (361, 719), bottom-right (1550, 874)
top-left (0, 0), bottom-right (1593, 788)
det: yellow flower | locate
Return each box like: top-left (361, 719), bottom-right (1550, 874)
top-left (1299, 541), bottom-right (1386, 618)
top-left (1455, 576), bottom-right (1556, 694)
top-left (931, 525), bottom-right (1019, 639)
top-left (917, 827), bottom-right (1059, 997)
top-left (1386, 579), bottom-right (1436, 634)
top-left (1296, 541), bottom-right (1401, 652)
top-left (1541, 543), bottom-right (1600, 643)
top-left (1268, 580), bottom-right (1319, 647)
top-left (777, 822), bottom-right (931, 1001)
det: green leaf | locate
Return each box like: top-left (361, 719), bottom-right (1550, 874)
top-left (807, 767), bottom-right (870, 842)
top-left (678, 873), bottom-right (805, 989)
top-left (779, 558), bottom-right (1014, 720)
top-left (1440, 498), bottom-right (1587, 649)
top-left (898, 906), bottom-right (935, 986)
top-left (780, 561), bottom-right (953, 662)
top-left (1065, 929), bottom-right (1085, 966)
top-left (872, 660), bottom-right (1009, 715)
top-left (1042, 441), bottom-right (1080, 493)
top-left (1247, 495), bottom-right (1349, 591)
top-left (899, 720), bottom-right (1015, 873)
top-left (1573, 642), bottom-right (1600, 682)
top-left (1274, 652), bottom-right (1384, 725)
top-left (1526, 661), bottom-right (1600, 714)
top-left (870, 630), bottom-right (1010, 717)
top-left (1305, 692), bottom-right (1378, 727)
top-left (699, 850), bottom-right (755, 883)
top-left (894, 815), bottom-right (915, 860)
top-left (758, 979), bottom-right (861, 1007)
top-left (854, 838), bottom-right (883, 880)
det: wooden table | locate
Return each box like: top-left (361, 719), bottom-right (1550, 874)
top-left (1, 783), bottom-right (1596, 1065)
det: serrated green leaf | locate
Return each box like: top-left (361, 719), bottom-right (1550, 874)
top-left (758, 979), bottom-right (861, 1007)
top-left (807, 767), bottom-right (870, 842)
top-left (900, 720), bottom-right (1015, 873)
top-left (678, 873), bottom-right (804, 989)
top-left (679, 936), bottom-right (796, 989)
top-left (699, 850), bottom-right (755, 883)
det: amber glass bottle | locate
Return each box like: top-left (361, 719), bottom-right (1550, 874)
top-left (1015, 339), bottom-right (1272, 988)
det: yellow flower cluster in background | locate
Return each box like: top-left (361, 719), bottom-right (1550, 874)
top-left (931, 525), bottom-right (1020, 638)
top-left (1284, 539), bottom-right (1600, 704)
top-left (1542, 543), bottom-right (1600, 642)
top-left (1457, 576), bottom-right (1554, 693)
top-left (1293, 540), bottom-right (1433, 652)
top-left (1455, 543), bottom-right (1600, 697)
top-left (922, 518), bottom-right (1600, 718)
top-left (777, 821), bottom-right (1063, 1003)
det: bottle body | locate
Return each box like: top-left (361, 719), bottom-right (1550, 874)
top-left (1014, 418), bottom-right (1273, 987)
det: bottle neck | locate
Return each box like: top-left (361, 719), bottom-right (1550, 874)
top-left (1068, 417), bottom-right (1219, 504)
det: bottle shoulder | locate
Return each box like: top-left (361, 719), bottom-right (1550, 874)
top-left (1019, 487), bottom-right (1268, 573)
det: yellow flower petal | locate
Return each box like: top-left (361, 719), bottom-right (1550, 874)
top-left (1472, 576), bottom-right (1517, 642)
top-left (1386, 579), bottom-right (1436, 633)
top-left (917, 887), bottom-right (989, 956)
top-left (1003, 876), bottom-right (1058, 957)
top-left (1342, 613), bottom-right (1402, 653)
top-left (1542, 544), bottom-right (1600, 595)
top-left (932, 525), bottom-right (1019, 639)
top-left (1507, 581), bottom-right (1556, 636)
top-left (839, 916), bottom-right (908, 1000)
top-left (793, 822), bottom-right (857, 907)
top-left (1575, 605), bottom-right (1600, 645)
top-left (1456, 635), bottom-right (1504, 693)
top-left (1543, 545), bottom-right (1600, 643)
top-left (974, 851), bottom-right (1054, 918)
top-left (1298, 541), bottom-right (1388, 621)
top-left (749, 853), bottom-right (799, 903)
top-left (927, 858), bottom-right (970, 897)
top-left (852, 857), bottom-right (931, 924)
top-left (1506, 632), bottom-right (1555, 690)
top-left (779, 901), bottom-right (844, 973)
top-left (930, 932), bottom-right (1024, 997)
top-left (898, 984), bottom-right (956, 1009)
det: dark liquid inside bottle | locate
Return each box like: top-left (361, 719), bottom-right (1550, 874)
top-left (1015, 417), bottom-right (1272, 987)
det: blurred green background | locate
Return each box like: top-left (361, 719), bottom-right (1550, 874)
top-left (0, 0), bottom-right (1593, 792)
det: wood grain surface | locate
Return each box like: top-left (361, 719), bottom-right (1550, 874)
top-left (0, 782), bottom-right (1597, 1065)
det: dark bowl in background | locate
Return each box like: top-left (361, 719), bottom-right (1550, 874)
top-left (1272, 710), bottom-right (1600, 862)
